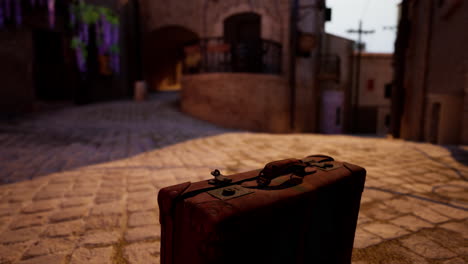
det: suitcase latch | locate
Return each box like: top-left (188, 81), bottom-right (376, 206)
top-left (208, 169), bottom-right (233, 186)
top-left (207, 185), bottom-right (254, 200)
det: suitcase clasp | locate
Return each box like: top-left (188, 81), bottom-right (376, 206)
top-left (207, 185), bottom-right (254, 200)
top-left (208, 169), bottom-right (233, 185)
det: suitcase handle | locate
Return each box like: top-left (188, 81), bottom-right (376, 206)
top-left (256, 156), bottom-right (335, 187)
top-left (179, 155), bottom-right (335, 200)
top-left (256, 159), bottom-right (309, 187)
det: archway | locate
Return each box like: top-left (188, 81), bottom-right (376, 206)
top-left (144, 26), bottom-right (199, 91)
top-left (224, 12), bottom-right (261, 73)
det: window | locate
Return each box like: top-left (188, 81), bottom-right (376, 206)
top-left (384, 83), bottom-right (392, 98)
top-left (336, 107), bottom-right (341, 126)
top-left (367, 79), bottom-right (374, 92)
top-left (325, 8), bottom-right (332, 22)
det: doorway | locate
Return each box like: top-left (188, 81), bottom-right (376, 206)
top-left (224, 12), bottom-right (262, 73)
top-left (320, 90), bottom-right (344, 134)
top-left (33, 30), bottom-right (72, 102)
top-left (144, 26), bottom-right (199, 92)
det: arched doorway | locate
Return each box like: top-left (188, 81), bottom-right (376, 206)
top-left (144, 26), bottom-right (199, 91)
top-left (224, 12), bottom-right (261, 73)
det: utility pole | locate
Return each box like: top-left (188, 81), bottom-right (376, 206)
top-left (347, 20), bottom-right (374, 133)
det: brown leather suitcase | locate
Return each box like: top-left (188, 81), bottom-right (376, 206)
top-left (158, 155), bottom-right (366, 264)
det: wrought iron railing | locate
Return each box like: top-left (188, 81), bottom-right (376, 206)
top-left (183, 37), bottom-right (282, 75)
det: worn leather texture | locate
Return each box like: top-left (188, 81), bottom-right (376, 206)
top-left (158, 155), bottom-right (366, 264)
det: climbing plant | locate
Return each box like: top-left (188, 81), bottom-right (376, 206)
top-left (70, 1), bottom-right (120, 73)
top-left (0, 0), bottom-right (120, 74)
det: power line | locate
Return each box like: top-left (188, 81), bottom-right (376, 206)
top-left (361, 0), bottom-right (372, 19)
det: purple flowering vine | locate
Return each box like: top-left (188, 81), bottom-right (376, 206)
top-left (14, 0), bottom-right (21, 25)
top-left (0, 0), bottom-right (4, 28)
top-left (47, 0), bottom-right (55, 28)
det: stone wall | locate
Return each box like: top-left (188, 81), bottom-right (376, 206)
top-left (423, 1), bottom-right (467, 144)
top-left (424, 94), bottom-right (464, 145)
top-left (293, 0), bottom-right (326, 132)
top-left (320, 34), bottom-right (354, 91)
top-left (358, 54), bottom-right (393, 107)
top-left (398, 0), bottom-right (468, 144)
top-left (139, 1), bottom-right (203, 36)
top-left (358, 53), bottom-right (393, 135)
top-left (320, 33), bottom-right (354, 133)
top-left (181, 73), bottom-right (290, 132)
top-left (426, 1), bottom-right (468, 97)
top-left (139, 0), bottom-right (291, 78)
top-left (139, 0), bottom-right (287, 39)
top-left (399, 0), bottom-right (433, 141)
top-left (463, 71), bottom-right (468, 144)
top-left (140, 0), bottom-right (293, 133)
top-left (0, 30), bottom-right (35, 114)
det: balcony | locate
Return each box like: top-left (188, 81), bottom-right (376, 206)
top-left (183, 37), bottom-right (282, 75)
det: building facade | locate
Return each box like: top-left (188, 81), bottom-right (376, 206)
top-left (138, 0), bottom-right (328, 133)
top-left (393, 0), bottom-right (468, 145)
top-left (0, 0), bottom-right (140, 114)
top-left (318, 33), bottom-right (354, 134)
top-left (1, 0), bottom-right (334, 134)
top-left (356, 53), bottom-right (393, 135)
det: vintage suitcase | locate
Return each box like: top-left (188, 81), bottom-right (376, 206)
top-left (158, 155), bottom-right (366, 264)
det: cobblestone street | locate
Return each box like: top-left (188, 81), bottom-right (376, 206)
top-left (0, 93), bottom-right (467, 264)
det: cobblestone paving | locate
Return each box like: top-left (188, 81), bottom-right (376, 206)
top-left (1, 92), bottom-right (467, 263)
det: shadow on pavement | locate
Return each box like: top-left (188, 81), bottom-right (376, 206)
top-left (0, 92), bottom-right (237, 185)
top-left (444, 145), bottom-right (468, 167)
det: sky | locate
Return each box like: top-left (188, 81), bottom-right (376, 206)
top-left (325, 0), bottom-right (402, 53)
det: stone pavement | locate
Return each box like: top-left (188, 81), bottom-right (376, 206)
top-left (0, 92), bottom-right (467, 264)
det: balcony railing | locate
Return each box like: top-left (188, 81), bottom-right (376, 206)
top-left (183, 37), bottom-right (282, 75)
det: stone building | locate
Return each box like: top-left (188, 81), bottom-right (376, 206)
top-left (392, 0), bottom-right (468, 144)
top-left (140, 0), bottom-right (328, 133)
top-left (0, 0), bottom-right (139, 114)
top-left (317, 35), bottom-right (392, 136)
top-left (355, 53), bottom-right (393, 135)
top-left (1, 0), bottom-right (333, 134)
top-left (318, 33), bottom-right (354, 134)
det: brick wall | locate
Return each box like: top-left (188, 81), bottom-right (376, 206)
top-left (181, 73), bottom-right (290, 133)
